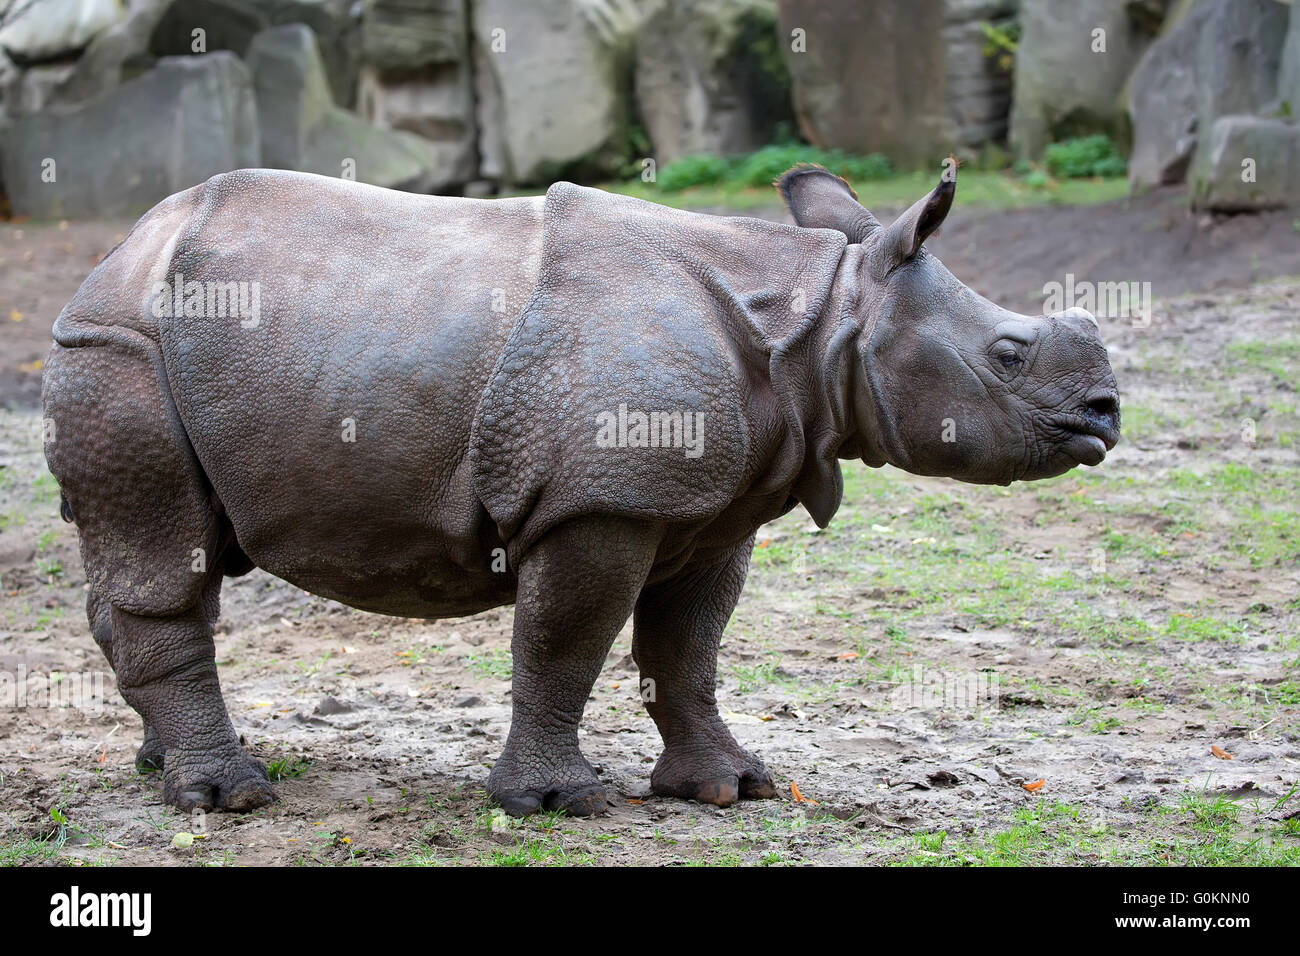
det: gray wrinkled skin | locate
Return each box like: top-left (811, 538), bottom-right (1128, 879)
top-left (43, 167), bottom-right (1119, 816)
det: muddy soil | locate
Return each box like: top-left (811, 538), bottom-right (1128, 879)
top-left (1, 188), bottom-right (1297, 866)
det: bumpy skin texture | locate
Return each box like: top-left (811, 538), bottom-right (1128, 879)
top-left (43, 168), bottom-right (1120, 815)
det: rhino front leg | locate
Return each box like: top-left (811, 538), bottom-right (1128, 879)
top-left (488, 516), bottom-right (661, 817)
top-left (632, 537), bottom-right (777, 807)
top-left (109, 580), bottom-right (273, 812)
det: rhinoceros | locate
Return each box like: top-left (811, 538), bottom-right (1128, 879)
top-left (43, 165), bottom-right (1119, 816)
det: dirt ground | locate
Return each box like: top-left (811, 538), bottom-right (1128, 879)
top-left (1, 188), bottom-right (1298, 866)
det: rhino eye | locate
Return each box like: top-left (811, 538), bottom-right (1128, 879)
top-left (997, 350), bottom-right (1022, 370)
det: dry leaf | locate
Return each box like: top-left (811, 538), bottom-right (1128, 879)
top-left (1023, 778), bottom-right (1046, 792)
top-left (837, 651), bottom-right (859, 661)
top-left (1211, 745), bottom-right (1233, 760)
top-left (790, 781), bottom-right (819, 805)
top-left (625, 798), bottom-right (644, 805)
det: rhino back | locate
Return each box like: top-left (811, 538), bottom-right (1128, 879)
top-left (153, 170), bottom-right (541, 614)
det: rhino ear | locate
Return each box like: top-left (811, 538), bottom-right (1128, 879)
top-left (878, 175), bottom-right (956, 264)
top-left (777, 165), bottom-right (879, 243)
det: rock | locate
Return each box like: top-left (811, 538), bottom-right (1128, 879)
top-left (264, 0), bottom-right (360, 108)
top-left (1283, 0), bottom-right (1300, 114)
top-left (471, 0), bottom-right (638, 184)
top-left (356, 0), bottom-right (475, 187)
top-left (360, 0), bottom-right (462, 71)
top-left (2, 61), bottom-right (76, 116)
top-left (0, 0), bottom-right (123, 64)
top-left (778, 0), bottom-right (948, 165)
top-left (314, 695), bottom-right (355, 715)
top-left (1193, 0), bottom-right (1288, 127)
top-left (148, 0), bottom-right (359, 104)
top-left (1125, 0), bottom-right (1207, 188)
top-left (0, 46), bottom-right (17, 127)
top-left (777, 0), bottom-right (1015, 166)
top-left (634, 0), bottom-right (793, 166)
top-left (1010, 0), bottom-right (1155, 160)
top-left (357, 66), bottom-right (477, 185)
top-left (56, 0), bottom-right (171, 107)
top-left (246, 23), bottom-right (447, 191)
top-left (1189, 114), bottom-right (1300, 211)
top-left (148, 0), bottom-right (268, 58)
top-left (1125, 0), bottom-right (1171, 35)
top-left (0, 52), bottom-right (259, 219)
top-left (942, 0), bottom-right (1018, 149)
top-left (1128, 0), bottom-right (1289, 191)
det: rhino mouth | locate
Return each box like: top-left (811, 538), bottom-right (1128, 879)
top-left (1052, 417), bottom-right (1120, 466)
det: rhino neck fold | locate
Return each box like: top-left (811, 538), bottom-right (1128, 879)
top-left (769, 245), bottom-right (892, 527)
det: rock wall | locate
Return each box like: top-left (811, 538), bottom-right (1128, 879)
top-left (1, 0), bottom-right (1296, 216)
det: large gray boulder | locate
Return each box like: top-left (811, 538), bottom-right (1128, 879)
top-left (776, 0), bottom-right (1015, 165)
top-left (472, 0), bottom-right (638, 184)
top-left (0, 52), bottom-right (258, 218)
top-left (147, 1), bottom-right (359, 105)
top-left (777, 0), bottom-right (948, 165)
top-left (1010, 0), bottom-right (1154, 160)
top-left (265, 0), bottom-right (359, 108)
top-left (1192, 0), bottom-right (1287, 129)
top-left (0, 0), bottom-right (123, 63)
top-left (1125, 0), bottom-right (1207, 188)
top-left (357, 0), bottom-right (475, 185)
top-left (1127, 0), bottom-right (1290, 191)
top-left (1190, 114), bottom-right (1300, 211)
top-left (246, 23), bottom-right (447, 191)
top-left (634, 0), bottom-right (792, 165)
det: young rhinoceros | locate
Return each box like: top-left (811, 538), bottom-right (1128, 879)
top-left (43, 165), bottom-right (1119, 816)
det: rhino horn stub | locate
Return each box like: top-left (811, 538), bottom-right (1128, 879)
top-left (879, 174), bottom-right (956, 264)
top-left (777, 164), bottom-right (880, 243)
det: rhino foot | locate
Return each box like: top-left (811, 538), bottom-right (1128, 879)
top-left (135, 724), bottom-right (166, 772)
top-left (650, 735), bottom-right (777, 807)
top-left (161, 745), bottom-right (275, 813)
top-left (487, 747), bottom-right (609, 817)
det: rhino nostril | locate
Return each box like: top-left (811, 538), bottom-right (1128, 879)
top-left (1085, 394), bottom-right (1119, 419)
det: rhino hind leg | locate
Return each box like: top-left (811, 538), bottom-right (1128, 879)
top-left (488, 516), bottom-right (662, 817)
top-left (45, 336), bottom-right (272, 812)
top-left (632, 538), bottom-right (777, 806)
top-left (108, 580), bottom-right (273, 811)
top-left (88, 590), bottom-right (165, 771)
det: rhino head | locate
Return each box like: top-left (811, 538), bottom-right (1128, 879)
top-left (780, 166), bottom-right (1120, 486)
